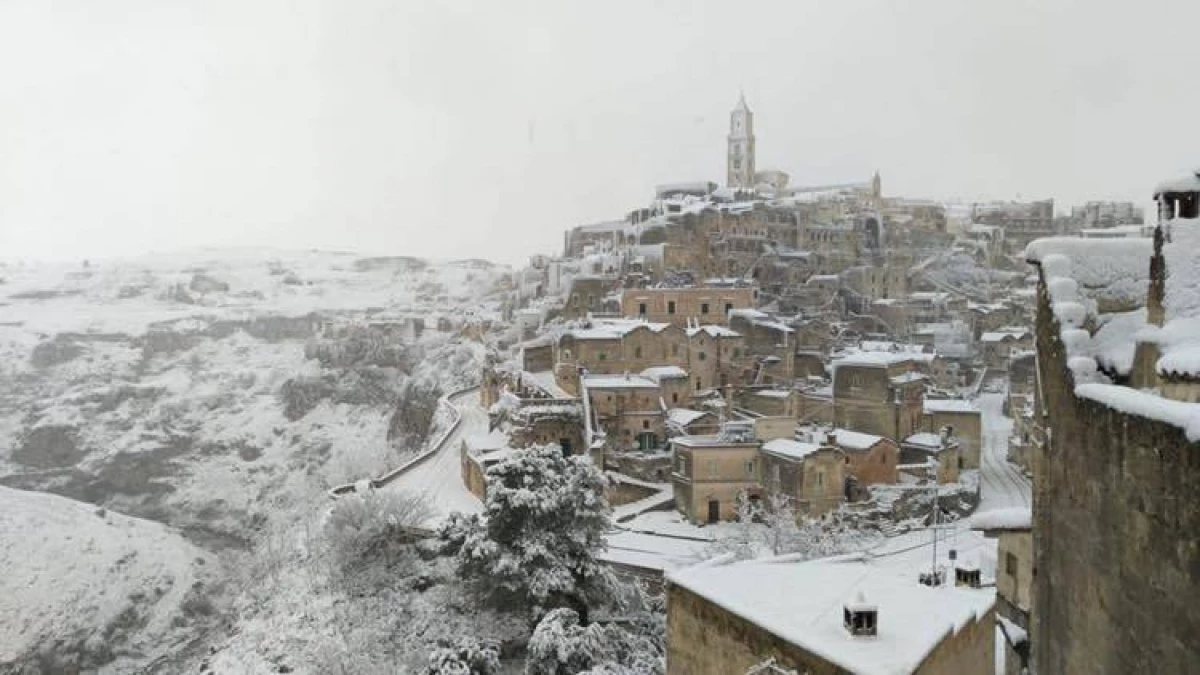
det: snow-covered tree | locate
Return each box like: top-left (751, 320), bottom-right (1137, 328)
top-left (425, 640), bottom-right (500, 675)
top-left (525, 608), bottom-right (663, 675)
top-left (707, 492), bottom-right (871, 560)
top-left (440, 443), bottom-right (614, 622)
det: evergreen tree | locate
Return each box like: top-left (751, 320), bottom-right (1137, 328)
top-left (440, 443), bottom-right (614, 622)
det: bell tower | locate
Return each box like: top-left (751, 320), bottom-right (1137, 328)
top-left (727, 93), bottom-right (756, 189)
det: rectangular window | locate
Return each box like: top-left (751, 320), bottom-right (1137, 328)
top-left (745, 460), bottom-right (755, 477)
top-left (639, 302), bottom-right (647, 315)
top-left (598, 352), bottom-right (606, 361)
top-left (668, 300), bottom-right (677, 315)
top-left (1006, 552), bottom-right (1018, 576)
top-left (701, 303), bottom-right (710, 315)
top-left (815, 472), bottom-right (823, 488)
top-left (725, 303), bottom-right (733, 314)
top-left (672, 344), bottom-right (680, 356)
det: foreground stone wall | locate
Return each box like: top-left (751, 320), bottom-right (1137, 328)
top-left (666, 584), bottom-right (993, 675)
top-left (1033, 274), bottom-right (1200, 674)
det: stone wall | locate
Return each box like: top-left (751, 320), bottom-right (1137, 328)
top-left (1032, 275), bottom-right (1200, 674)
top-left (666, 583), bottom-right (994, 675)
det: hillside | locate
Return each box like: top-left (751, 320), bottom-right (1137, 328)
top-left (0, 250), bottom-right (512, 671)
top-left (0, 485), bottom-right (214, 673)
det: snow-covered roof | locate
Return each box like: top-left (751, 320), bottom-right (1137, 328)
top-left (667, 408), bottom-right (710, 428)
top-left (575, 220), bottom-right (629, 234)
top-left (641, 365), bottom-right (688, 381)
top-left (687, 325), bottom-right (741, 338)
top-left (565, 319), bottom-right (673, 341)
top-left (969, 507), bottom-right (1032, 531)
top-left (828, 428), bottom-right (883, 450)
top-left (889, 372), bottom-right (926, 385)
top-left (981, 330), bottom-right (1029, 343)
top-left (671, 434), bottom-right (757, 448)
top-left (831, 352), bottom-right (913, 369)
top-left (728, 308), bottom-right (769, 320)
top-left (903, 432), bottom-right (945, 449)
top-left (523, 370), bottom-right (572, 399)
top-left (1153, 168), bottom-right (1200, 196)
top-left (923, 399), bottom-right (979, 414)
top-left (582, 374), bottom-right (659, 390)
top-left (667, 545), bottom-right (996, 675)
top-left (762, 438), bottom-right (821, 461)
top-left (753, 389), bottom-right (791, 399)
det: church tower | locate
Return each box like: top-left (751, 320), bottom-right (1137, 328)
top-left (727, 93), bottom-right (756, 189)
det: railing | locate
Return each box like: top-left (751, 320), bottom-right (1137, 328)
top-left (327, 385), bottom-right (478, 498)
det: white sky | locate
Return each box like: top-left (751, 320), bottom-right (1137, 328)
top-left (1, 0), bottom-right (1198, 264)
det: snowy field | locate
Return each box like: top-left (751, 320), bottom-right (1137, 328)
top-left (0, 486), bottom-right (214, 672)
top-left (0, 249), bottom-right (510, 671)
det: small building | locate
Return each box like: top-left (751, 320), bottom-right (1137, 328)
top-left (671, 433), bottom-right (760, 524)
top-left (970, 507), bottom-right (1033, 675)
top-left (922, 398), bottom-right (982, 469)
top-left (666, 542), bottom-right (996, 674)
top-left (901, 430), bottom-right (961, 484)
top-left (758, 438), bottom-right (845, 516)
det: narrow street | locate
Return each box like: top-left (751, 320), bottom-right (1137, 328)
top-left (975, 391), bottom-right (1032, 511)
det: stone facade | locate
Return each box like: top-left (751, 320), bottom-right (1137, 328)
top-left (1031, 264), bottom-right (1200, 674)
top-left (759, 444), bottom-right (846, 516)
top-left (560, 276), bottom-right (620, 320)
top-left (622, 286), bottom-right (757, 327)
top-left (665, 583), bottom-right (995, 675)
top-left (671, 436), bottom-right (761, 523)
top-left (839, 436), bottom-right (900, 486)
top-left (832, 360), bottom-right (925, 442)
top-left (922, 407), bottom-right (982, 469)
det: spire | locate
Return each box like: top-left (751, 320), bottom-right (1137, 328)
top-left (735, 89), bottom-right (750, 113)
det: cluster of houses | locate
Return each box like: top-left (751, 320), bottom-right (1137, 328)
top-left (454, 99), bottom-right (1198, 674)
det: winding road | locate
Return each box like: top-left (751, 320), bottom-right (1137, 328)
top-left (384, 388), bottom-right (486, 523)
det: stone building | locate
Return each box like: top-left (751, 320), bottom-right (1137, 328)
top-left (560, 276), bottom-right (621, 320)
top-left (973, 198), bottom-right (1055, 252)
top-left (671, 433), bottom-right (761, 523)
top-left (921, 398), bottom-right (982, 469)
top-left (758, 438), bottom-right (846, 517)
top-left (622, 285), bottom-right (757, 327)
top-left (799, 426), bottom-right (900, 487)
top-left (583, 373), bottom-right (667, 453)
top-left (831, 352), bottom-right (926, 442)
top-left (665, 539), bottom-right (996, 675)
top-left (979, 328), bottom-right (1032, 369)
top-left (900, 430), bottom-right (961, 484)
top-left (1023, 168), bottom-right (1200, 673)
top-left (971, 507), bottom-right (1034, 675)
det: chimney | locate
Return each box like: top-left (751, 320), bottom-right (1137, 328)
top-left (940, 424), bottom-right (954, 446)
top-left (843, 590), bottom-right (878, 637)
top-left (954, 553), bottom-right (982, 588)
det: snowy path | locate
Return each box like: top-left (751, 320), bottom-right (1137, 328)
top-left (385, 389), bottom-right (486, 524)
top-left (976, 392), bottom-right (1031, 511)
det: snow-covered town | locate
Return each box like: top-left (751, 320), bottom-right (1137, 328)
top-left (3, 4), bottom-right (1200, 674)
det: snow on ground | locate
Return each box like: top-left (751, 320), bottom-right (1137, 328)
top-left (667, 525), bottom-right (997, 675)
top-left (976, 392), bottom-right (1031, 511)
top-left (0, 485), bottom-right (213, 672)
top-left (0, 250), bottom-right (507, 543)
top-left (383, 389), bottom-right (486, 524)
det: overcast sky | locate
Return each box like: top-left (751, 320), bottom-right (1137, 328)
top-left (2, 0), bottom-right (1198, 264)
